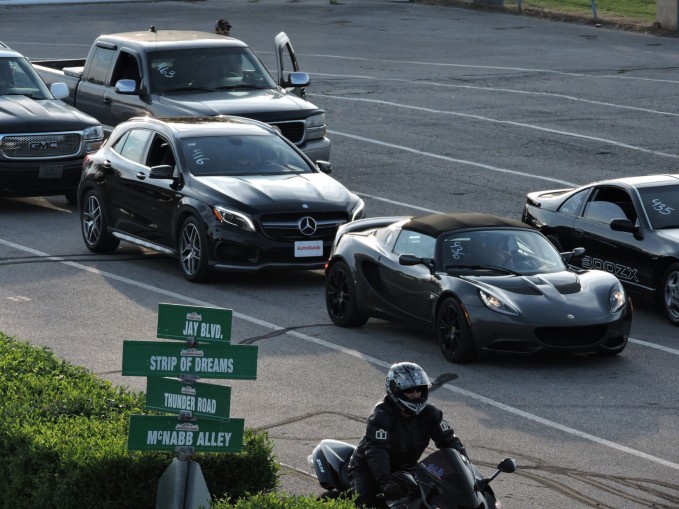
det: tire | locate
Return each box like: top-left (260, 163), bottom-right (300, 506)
top-left (545, 234), bottom-right (563, 252)
top-left (178, 216), bottom-right (210, 283)
top-left (660, 262), bottom-right (679, 325)
top-left (436, 297), bottom-right (476, 363)
top-left (80, 189), bottom-right (120, 253)
top-left (325, 261), bottom-right (368, 327)
top-left (596, 339), bottom-right (627, 356)
top-left (64, 189), bottom-right (77, 206)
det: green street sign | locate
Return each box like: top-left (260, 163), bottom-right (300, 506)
top-left (157, 303), bottom-right (232, 343)
top-left (146, 378), bottom-right (231, 421)
top-left (128, 415), bottom-right (244, 452)
top-left (122, 341), bottom-right (258, 379)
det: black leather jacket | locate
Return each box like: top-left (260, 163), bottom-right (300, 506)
top-left (348, 396), bottom-right (467, 489)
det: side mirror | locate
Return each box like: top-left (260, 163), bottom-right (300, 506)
top-left (399, 254), bottom-right (423, 267)
top-left (115, 79), bottom-right (138, 94)
top-left (281, 71), bottom-right (310, 88)
top-left (149, 165), bottom-right (174, 179)
top-left (399, 255), bottom-right (436, 276)
top-left (561, 247), bottom-right (585, 264)
top-left (610, 218), bottom-right (643, 239)
top-left (497, 458), bottom-right (517, 474)
top-left (50, 82), bottom-right (69, 99)
top-left (610, 218), bottom-right (635, 232)
top-left (315, 160), bottom-right (332, 174)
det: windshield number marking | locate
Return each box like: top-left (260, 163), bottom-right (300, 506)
top-left (651, 198), bottom-right (674, 216)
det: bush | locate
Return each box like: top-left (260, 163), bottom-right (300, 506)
top-left (0, 334), bottom-right (279, 509)
top-left (217, 492), bottom-right (357, 509)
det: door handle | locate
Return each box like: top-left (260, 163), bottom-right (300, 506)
top-left (103, 97), bottom-right (112, 107)
top-left (574, 228), bottom-right (584, 237)
top-left (136, 172), bottom-right (146, 180)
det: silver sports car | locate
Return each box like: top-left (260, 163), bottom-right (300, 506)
top-left (324, 213), bottom-right (633, 363)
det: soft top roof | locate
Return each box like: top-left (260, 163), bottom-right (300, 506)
top-left (404, 213), bottom-right (530, 237)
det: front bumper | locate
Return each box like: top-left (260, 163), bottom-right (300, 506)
top-left (0, 157), bottom-right (83, 197)
top-left (298, 136), bottom-right (331, 163)
top-left (206, 222), bottom-right (334, 273)
top-left (467, 301), bottom-right (633, 355)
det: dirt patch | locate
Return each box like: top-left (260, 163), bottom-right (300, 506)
top-left (412, 0), bottom-right (679, 37)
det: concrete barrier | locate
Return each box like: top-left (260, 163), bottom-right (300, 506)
top-left (657, 0), bottom-right (679, 29)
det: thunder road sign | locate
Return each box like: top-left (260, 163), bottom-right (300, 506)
top-left (146, 377), bottom-right (231, 421)
top-left (122, 341), bottom-right (257, 379)
top-left (127, 415), bottom-right (245, 452)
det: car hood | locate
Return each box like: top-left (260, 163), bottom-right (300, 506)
top-left (189, 172), bottom-right (357, 212)
top-left (157, 89), bottom-right (318, 120)
top-left (0, 96), bottom-right (100, 131)
top-left (462, 269), bottom-right (622, 321)
top-left (470, 270), bottom-right (582, 297)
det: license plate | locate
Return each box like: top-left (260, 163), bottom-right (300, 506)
top-left (38, 165), bottom-right (64, 179)
top-left (294, 240), bottom-right (323, 258)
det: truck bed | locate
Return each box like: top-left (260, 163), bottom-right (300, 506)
top-left (30, 58), bottom-right (86, 71)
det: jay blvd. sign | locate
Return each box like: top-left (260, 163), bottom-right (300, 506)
top-left (156, 303), bottom-right (233, 342)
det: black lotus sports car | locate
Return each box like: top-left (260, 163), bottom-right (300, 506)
top-left (324, 213), bottom-right (632, 363)
top-left (522, 174), bottom-right (679, 325)
top-left (78, 116), bottom-right (364, 282)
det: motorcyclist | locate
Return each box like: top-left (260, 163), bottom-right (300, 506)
top-left (347, 362), bottom-right (468, 508)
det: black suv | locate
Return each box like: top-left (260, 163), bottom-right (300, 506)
top-left (78, 116), bottom-right (364, 282)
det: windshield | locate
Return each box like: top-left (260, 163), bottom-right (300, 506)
top-left (180, 133), bottom-right (313, 177)
top-left (0, 57), bottom-right (52, 99)
top-left (149, 47), bottom-right (277, 94)
top-left (638, 184), bottom-right (679, 229)
top-left (439, 229), bottom-right (565, 275)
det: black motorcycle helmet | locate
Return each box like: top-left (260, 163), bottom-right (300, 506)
top-left (386, 362), bottom-right (431, 416)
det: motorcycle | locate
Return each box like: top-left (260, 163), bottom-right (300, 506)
top-left (307, 439), bottom-right (516, 509)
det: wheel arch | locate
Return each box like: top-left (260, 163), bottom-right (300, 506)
top-left (173, 201), bottom-right (211, 245)
top-left (654, 257), bottom-right (679, 292)
top-left (434, 291), bottom-right (469, 327)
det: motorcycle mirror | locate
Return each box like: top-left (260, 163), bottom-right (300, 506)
top-left (498, 458), bottom-right (517, 473)
top-left (391, 471), bottom-right (418, 487)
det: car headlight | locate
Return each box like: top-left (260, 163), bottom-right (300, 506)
top-left (351, 199), bottom-right (365, 221)
top-left (609, 281), bottom-right (626, 313)
top-left (479, 289), bottom-right (520, 316)
top-left (305, 113), bottom-right (327, 140)
top-left (83, 125), bottom-right (105, 153)
top-left (212, 206), bottom-right (256, 232)
top-left (83, 125), bottom-right (104, 140)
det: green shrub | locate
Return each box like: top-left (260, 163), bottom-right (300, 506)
top-left (0, 334), bottom-right (279, 509)
top-left (217, 492), bottom-right (358, 509)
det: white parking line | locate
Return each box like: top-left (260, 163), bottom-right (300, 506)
top-left (1, 236), bottom-right (678, 471)
top-left (329, 130), bottom-right (576, 186)
top-left (299, 54), bottom-right (679, 86)
top-left (323, 96), bottom-right (679, 161)
top-left (313, 72), bottom-right (679, 119)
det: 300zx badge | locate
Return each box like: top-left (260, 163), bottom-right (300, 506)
top-left (581, 256), bottom-right (639, 282)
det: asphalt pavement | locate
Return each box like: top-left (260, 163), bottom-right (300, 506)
top-left (0, 0), bottom-right (147, 4)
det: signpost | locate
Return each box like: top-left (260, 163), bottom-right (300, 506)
top-left (122, 303), bottom-right (258, 509)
